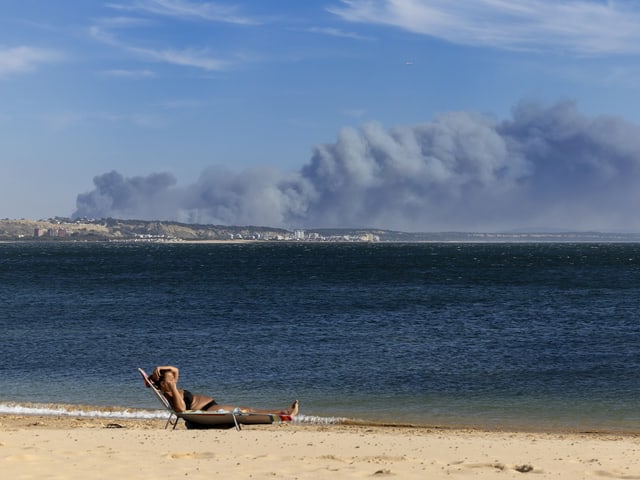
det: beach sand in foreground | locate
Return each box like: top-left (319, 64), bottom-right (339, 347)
top-left (2, 415), bottom-right (640, 479)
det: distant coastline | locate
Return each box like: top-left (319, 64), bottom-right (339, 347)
top-left (2, 218), bottom-right (640, 243)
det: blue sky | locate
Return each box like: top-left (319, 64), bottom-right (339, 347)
top-left (3, 0), bottom-right (640, 231)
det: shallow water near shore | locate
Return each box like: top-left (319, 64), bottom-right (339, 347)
top-left (2, 241), bottom-right (640, 432)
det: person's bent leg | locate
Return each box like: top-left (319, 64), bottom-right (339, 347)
top-left (206, 400), bottom-right (298, 416)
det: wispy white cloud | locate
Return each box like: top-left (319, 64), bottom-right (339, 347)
top-left (329, 0), bottom-right (640, 55)
top-left (89, 24), bottom-right (230, 71)
top-left (0, 46), bottom-right (63, 78)
top-left (100, 68), bottom-right (156, 78)
top-left (87, 19), bottom-right (143, 47)
top-left (132, 44), bottom-right (229, 70)
top-left (106, 0), bottom-right (259, 25)
top-left (307, 27), bottom-right (372, 41)
top-left (36, 110), bottom-right (167, 130)
top-left (94, 15), bottom-right (153, 29)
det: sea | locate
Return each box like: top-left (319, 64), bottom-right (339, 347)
top-left (1, 241), bottom-right (640, 432)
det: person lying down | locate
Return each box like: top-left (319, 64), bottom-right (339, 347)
top-left (148, 365), bottom-right (299, 416)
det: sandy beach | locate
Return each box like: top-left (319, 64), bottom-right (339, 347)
top-left (2, 415), bottom-right (639, 479)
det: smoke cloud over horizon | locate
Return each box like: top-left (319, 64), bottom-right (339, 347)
top-left (73, 100), bottom-right (640, 232)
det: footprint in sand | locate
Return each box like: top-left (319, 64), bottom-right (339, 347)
top-left (373, 469), bottom-right (393, 476)
top-left (464, 462), bottom-right (538, 474)
top-left (167, 451), bottom-right (216, 460)
top-left (4, 454), bottom-right (40, 462)
top-left (593, 470), bottom-right (640, 479)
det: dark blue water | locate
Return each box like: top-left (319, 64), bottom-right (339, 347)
top-left (1, 242), bottom-right (640, 431)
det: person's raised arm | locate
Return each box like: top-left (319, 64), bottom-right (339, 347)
top-left (151, 365), bottom-right (179, 382)
top-left (163, 372), bottom-right (186, 412)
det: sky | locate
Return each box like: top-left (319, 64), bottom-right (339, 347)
top-left (3, 0), bottom-right (640, 232)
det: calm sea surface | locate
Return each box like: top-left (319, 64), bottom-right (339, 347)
top-left (1, 241), bottom-right (640, 431)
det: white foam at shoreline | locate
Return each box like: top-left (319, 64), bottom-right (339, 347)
top-left (0, 403), bottom-right (347, 424)
top-left (0, 403), bottom-right (168, 419)
top-left (293, 414), bottom-right (348, 425)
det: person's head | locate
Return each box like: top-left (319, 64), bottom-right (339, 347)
top-left (153, 369), bottom-right (175, 391)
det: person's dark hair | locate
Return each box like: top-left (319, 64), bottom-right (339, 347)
top-left (154, 369), bottom-right (170, 387)
top-left (149, 369), bottom-right (167, 389)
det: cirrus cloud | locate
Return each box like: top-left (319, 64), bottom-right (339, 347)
top-left (106, 0), bottom-right (259, 25)
top-left (328, 0), bottom-right (640, 55)
top-left (0, 46), bottom-right (63, 78)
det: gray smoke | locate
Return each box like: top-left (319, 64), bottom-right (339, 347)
top-left (73, 100), bottom-right (640, 232)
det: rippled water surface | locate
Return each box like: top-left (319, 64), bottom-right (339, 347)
top-left (2, 242), bottom-right (640, 430)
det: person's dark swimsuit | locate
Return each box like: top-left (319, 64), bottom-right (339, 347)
top-left (183, 390), bottom-right (194, 410)
top-left (200, 399), bottom-right (218, 410)
top-left (183, 389), bottom-right (217, 411)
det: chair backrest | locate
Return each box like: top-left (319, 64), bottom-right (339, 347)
top-left (138, 368), bottom-right (181, 429)
top-left (138, 368), bottom-right (174, 410)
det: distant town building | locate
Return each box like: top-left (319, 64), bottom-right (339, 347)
top-left (33, 227), bottom-right (68, 238)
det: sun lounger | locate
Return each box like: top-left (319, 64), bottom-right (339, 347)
top-left (137, 368), bottom-right (292, 430)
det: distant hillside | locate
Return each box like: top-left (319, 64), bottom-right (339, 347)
top-left (0, 218), bottom-right (290, 242)
top-left (1, 218), bottom-right (640, 243)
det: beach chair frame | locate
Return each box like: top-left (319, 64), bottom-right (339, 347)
top-left (138, 368), bottom-right (184, 429)
top-left (137, 368), bottom-right (292, 431)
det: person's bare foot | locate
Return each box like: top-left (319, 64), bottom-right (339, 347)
top-left (285, 400), bottom-right (299, 417)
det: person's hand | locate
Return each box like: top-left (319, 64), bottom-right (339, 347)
top-left (163, 371), bottom-right (177, 387)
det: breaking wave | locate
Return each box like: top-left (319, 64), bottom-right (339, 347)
top-left (0, 402), bottom-right (348, 425)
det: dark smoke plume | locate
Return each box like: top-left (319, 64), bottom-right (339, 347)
top-left (73, 101), bottom-right (640, 232)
